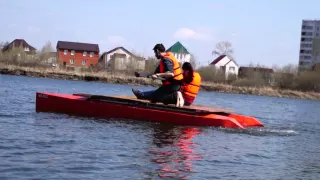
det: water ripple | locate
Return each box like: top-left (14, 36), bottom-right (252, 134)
top-left (0, 74), bottom-right (319, 180)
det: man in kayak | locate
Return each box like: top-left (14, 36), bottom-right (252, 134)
top-left (161, 62), bottom-right (202, 106)
top-left (132, 43), bottom-right (185, 107)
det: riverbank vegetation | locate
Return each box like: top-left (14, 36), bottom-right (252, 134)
top-left (1, 40), bottom-right (320, 100)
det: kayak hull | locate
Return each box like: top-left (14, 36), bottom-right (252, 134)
top-left (35, 92), bottom-right (264, 129)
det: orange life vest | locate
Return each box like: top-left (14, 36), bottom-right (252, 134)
top-left (159, 52), bottom-right (183, 86)
top-left (180, 71), bottom-right (201, 101)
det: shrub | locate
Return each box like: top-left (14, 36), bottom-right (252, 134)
top-left (295, 71), bottom-right (320, 91)
top-left (232, 78), bottom-right (266, 87)
top-left (197, 66), bottom-right (226, 82)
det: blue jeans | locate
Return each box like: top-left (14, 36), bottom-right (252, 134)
top-left (138, 85), bottom-right (191, 106)
top-left (139, 89), bottom-right (156, 100)
top-left (139, 83), bottom-right (180, 103)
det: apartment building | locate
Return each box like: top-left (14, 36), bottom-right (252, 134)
top-left (299, 20), bottom-right (320, 69)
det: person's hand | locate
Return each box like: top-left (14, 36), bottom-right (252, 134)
top-left (151, 74), bottom-right (158, 80)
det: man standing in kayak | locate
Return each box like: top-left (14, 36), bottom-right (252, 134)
top-left (132, 43), bottom-right (185, 107)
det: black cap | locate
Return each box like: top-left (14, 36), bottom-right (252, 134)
top-left (153, 43), bottom-right (166, 52)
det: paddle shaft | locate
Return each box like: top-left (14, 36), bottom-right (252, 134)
top-left (134, 72), bottom-right (165, 81)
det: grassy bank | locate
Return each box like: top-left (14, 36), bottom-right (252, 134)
top-left (1, 63), bottom-right (320, 100)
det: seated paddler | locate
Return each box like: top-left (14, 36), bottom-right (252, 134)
top-left (132, 43), bottom-right (184, 107)
top-left (161, 62), bottom-right (202, 106)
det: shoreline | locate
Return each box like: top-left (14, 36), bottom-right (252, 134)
top-left (1, 65), bottom-right (320, 101)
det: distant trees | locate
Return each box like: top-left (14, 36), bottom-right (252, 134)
top-left (0, 41), bottom-right (9, 49)
top-left (189, 53), bottom-right (197, 69)
top-left (212, 41), bottom-right (234, 59)
top-left (39, 41), bottom-right (54, 62)
top-left (40, 41), bottom-right (54, 54)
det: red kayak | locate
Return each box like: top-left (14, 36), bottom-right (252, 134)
top-left (35, 92), bottom-right (264, 129)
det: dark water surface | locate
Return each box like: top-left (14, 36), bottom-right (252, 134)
top-left (0, 74), bottom-right (319, 180)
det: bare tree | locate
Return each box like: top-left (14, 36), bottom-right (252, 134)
top-left (144, 56), bottom-right (158, 74)
top-left (189, 54), bottom-right (197, 69)
top-left (38, 41), bottom-right (54, 62)
top-left (280, 64), bottom-right (298, 75)
top-left (40, 41), bottom-right (54, 54)
top-left (0, 41), bottom-right (9, 48)
top-left (212, 41), bottom-right (234, 59)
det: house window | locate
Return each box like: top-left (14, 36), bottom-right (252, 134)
top-left (64, 50), bottom-right (68, 55)
top-left (70, 59), bottom-right (74, 64)
top-left (90, 52), bottom-right (94, 57)
top-left (71, 50), bottom-right (75, 55)
top-left (82, 59), bottom-right (86, 65)
top-left (229, 66), bottom-right (235, 72)
top-left (24, 47), bottom-right (29, 51)
top-left (83, 51), bottom-right (87, 56)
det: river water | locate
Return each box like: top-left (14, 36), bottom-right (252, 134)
top-left (0, 74), bottom-right (319, 180)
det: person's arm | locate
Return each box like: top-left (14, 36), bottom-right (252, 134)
top-left (155, 58), bottom-right (174, 78)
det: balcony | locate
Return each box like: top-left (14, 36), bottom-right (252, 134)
top-left (301, 32), bottom-right (313, 36)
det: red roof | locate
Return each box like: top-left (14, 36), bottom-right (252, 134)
top-left (209, 55), bottom-right (226, 65)
top-left (56, 41), bottom-right (99, 52)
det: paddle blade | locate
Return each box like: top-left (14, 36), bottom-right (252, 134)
top-left (134, 72), bottom-right (151, 78)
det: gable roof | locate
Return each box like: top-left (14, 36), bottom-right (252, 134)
top-left (2, 39), bottom-right (36, 52)
top-left (224, 59), bottom-right (239, 67)
top-left (210, 55), bottom-right (240, 67)
top-left (56, 41), bottom-right (99, 52)
top-left (166, 41), bottom-right (190, 54)
top-left (209, 55), bottom-right (227, 65)
top-left (102, 46), bottom-right (134, 56)
top-left (100, 46), bottom-right (145, 60)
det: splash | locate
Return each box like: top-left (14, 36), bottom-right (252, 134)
top-left (215, 126), bottom-right (299, 136)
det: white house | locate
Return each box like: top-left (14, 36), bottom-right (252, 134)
top-left (98, 46), bottom-right (145, 71)
top-left (166, 41), bottom-right (191, 64)
top-left (209, 55), bottom-right (239, 79)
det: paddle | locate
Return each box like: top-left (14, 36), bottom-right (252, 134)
top-left (134, 72), bottom-right (165, 80)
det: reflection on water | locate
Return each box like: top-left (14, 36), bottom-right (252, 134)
top-left (1, 75), bottom-right (320, 179)
top-left (149, 125), bottom-right (202, 179)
